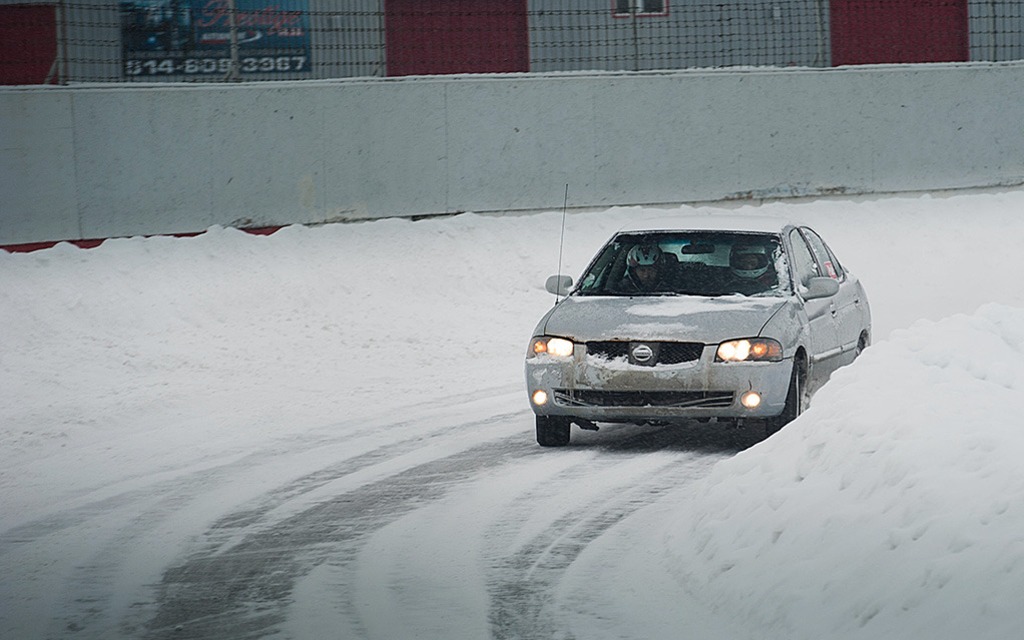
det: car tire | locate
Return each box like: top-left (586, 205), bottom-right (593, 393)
top-left (536, 415), bottom-right (571, 447)
top-left (766, 360), bottom-right (804, 437)
top-left (856, 331), bottom-right (869, 358)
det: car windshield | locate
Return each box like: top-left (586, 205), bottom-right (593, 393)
top-left (576, 231), bottom-right (789, 297)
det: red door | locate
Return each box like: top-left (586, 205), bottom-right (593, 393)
top-left (831, 0), bottom-right (968, 65)
top-left (0, 4), bottom-right (58, 84)
top-left (385, 0), bottom-right (528, 76)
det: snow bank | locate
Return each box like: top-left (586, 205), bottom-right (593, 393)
top-left (664, 304), bottom-right (1024, 640)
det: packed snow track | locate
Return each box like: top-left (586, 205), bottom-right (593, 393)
top-left (5, 388), bottom-right (761, 639)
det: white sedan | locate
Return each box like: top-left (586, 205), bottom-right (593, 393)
top-left (525, 216), bottom-right (871, 446)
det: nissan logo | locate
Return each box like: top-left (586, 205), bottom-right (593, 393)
top-left (631, 343), bottom-right (654, 363)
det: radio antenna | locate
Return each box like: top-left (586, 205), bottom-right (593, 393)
top-left (555, 184), bottom-right (569, 304)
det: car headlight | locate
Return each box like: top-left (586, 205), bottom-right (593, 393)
top-left (528, 336), bottom-right (575, 358)
top-left (716, 338), bottom-right (783, 362)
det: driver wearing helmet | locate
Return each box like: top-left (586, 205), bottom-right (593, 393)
top-left (728, 244), bottom-right (776, 294)
top-left (624, 243), bottom-right (667, 292)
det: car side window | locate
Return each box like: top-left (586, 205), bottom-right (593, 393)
top-left (578, 241), bottom-right (623, 293)
top-left (788, 229), bottom-right (821, 287)
top-left (801, 228), bottom-right (845, 280)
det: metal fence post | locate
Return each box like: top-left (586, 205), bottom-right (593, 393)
top-left (632, 3), bottom-right (640, 71)
top-left (44, 0), bottom-right (68, 84)
top-left (225, 0), bottom-right (241, 81)
top-left (815, 0), bottom-right (828, 67)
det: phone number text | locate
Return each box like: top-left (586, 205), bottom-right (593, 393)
top-left (125, 55), bottom-right (309, 76)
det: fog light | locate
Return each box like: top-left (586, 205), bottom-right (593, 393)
top-left (532, 390), bottom-right (548, 406)
top-left (741, 391), bottom-right (762, 409)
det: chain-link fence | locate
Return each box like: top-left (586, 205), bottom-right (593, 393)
top-left (2, 1), bottom-right (1023, 85)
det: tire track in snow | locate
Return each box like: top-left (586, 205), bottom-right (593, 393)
top-left (342, 421), bottom-right (763, 640)
top-left (142, 413), bottom-right (532, 639)
top-left (17, 406), bottom-right (758, 639)
top-left (0, 390), bottom-right (525, 639)
top-left (486, 450), bottom-right (726, 639)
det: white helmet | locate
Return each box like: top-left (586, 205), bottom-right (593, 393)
top-left (730, 244), bottom-right (770, 279)
top-left (627, 243), bottom-right (663, 269)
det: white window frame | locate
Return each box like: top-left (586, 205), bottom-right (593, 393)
top-left (613, 0), bottom-right (669, 18)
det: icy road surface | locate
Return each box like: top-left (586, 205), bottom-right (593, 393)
top-left (147, 409), bottom-right (760, 639)
top-left (5, 389), bottom-right (761, 639)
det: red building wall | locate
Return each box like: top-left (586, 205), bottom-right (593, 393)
top-left (385, 0), bottom-right (529, 76)
top-left (831, 0), bottom-right (968, 65)
top-left (0, 4), bottom-right (58, 84)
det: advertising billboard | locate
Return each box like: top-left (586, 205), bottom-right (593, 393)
top-left (120, 0), bottom-right (310, 77)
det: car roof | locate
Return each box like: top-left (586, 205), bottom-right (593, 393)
top-left (615, 213), bottom-right (799, 235)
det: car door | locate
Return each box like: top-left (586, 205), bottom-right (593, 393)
top-left (787, 228), bottom-right (841, 392)
top-left (800, 227), bottom-right (867, 367)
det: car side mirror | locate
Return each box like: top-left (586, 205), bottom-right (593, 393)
top-left (803, 276), bottom-right (839, 300)
top-left (546, 275), bottom-right (574, 296)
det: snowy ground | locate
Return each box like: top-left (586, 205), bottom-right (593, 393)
top-left (3, 189), bottom-right (1024, 639)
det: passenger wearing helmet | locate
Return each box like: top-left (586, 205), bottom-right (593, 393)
top-left (728, 244), bottom-right (776, 295)
top-left (624, 243), bottom-right (667, 292)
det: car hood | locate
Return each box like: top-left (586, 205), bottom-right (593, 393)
top-left (536, 295), bottom-right (788, 343)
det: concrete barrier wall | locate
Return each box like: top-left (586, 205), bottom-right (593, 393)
top-left (3, 63), bottom-right (1024, 245)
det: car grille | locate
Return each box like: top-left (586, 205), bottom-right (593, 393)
top-left (585, 341), bottom-right (705, 365)
top-left (553, 389), bottom-right (734, 408)
top-left (585, 341), bottom-right (630, 359)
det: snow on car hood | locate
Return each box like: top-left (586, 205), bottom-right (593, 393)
top-left (537, 295), bottom-right (787, 343)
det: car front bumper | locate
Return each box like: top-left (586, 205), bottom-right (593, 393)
top-left (526, 344), bottom-right (793, 424)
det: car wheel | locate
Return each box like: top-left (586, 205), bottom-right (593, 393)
top-left (536, 415), bottom-right (571, 447)
top-left (855, 332), bottom-right (869, 358)
top-left (766, 359), bottom-right (804, 437)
